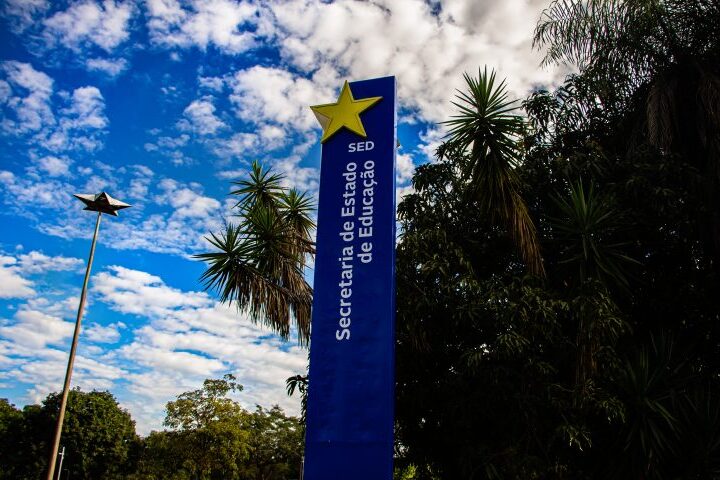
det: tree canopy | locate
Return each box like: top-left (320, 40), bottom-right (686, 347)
top-left (0, 390), bottom-right (138, 480)
top-left (393, 1), bottom-right (720, 478)
top-left (0, 379), bottom-right (303, 480)
top-left (132, 375), bottom-right (303, 480)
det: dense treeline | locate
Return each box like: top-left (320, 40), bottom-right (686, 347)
top-left (394, 0), bottom-right (720, 478)
top-left (0, 375), bottom-right (303, 480)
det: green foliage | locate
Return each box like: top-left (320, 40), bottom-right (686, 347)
top-left (165, 374), bottom-right (245, 430)
top-left (0, 399), bottom-right (30, 478)
top-left (0, 399), bottom-right (22, 455)
top-left (132, 375), bottom-right (303, 480)
top-left (394, 2), bottom-right (720, 476)
top-left (549, 180), bottom-right (638, 288)
top-left (238, 406), bottom-right (303, 480)
top-left (47, 390), bottom-right (139, 480)
top-left (0, 378), bottom-right (303, 480)
top-left (285, 373), bottom-right (308, 426)
top-left (196, 160), bottom-right (315, 344)
top-left (0, 390), bottom-right (139, 480)
top-left (535, 0), bottom-right (720, 267)
top-left (442, 68), bottom-right (544, 277)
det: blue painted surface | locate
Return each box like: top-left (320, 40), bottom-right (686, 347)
top-left (304, 76), bottom-right (397, 480)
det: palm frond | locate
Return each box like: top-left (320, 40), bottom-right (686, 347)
top-left (196, 162), bottom-right (315, 345)
top-left (279, 188), bottom-right (316, 266)
top-left (443, 67), bottom-right (545, 277)
top-left (231, 160), bottom-right (285, 212)
top-left (194, 224), bottom-right (258, 304)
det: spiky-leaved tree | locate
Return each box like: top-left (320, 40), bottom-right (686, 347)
top-left (195, 161), bottom-right (315, 344)
top-left (440, 68), bottom-right (545, 277)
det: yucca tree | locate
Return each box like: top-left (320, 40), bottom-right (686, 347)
top-left (441, 68), bottom-right (545, 277)
top-left (607, 333), bottom-right (690, 479)
top-left (550, 180), bottom-right (638, 289)
top-left (195, 161), bottom-right (315, 344)
top-left (535, 0), bottom-right (720, 265)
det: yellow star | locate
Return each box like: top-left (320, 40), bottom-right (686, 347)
top-left (310, 81), bottom-right (382, 143)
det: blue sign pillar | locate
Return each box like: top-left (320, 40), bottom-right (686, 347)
top-left (304, 76), bottom-right (397, 480)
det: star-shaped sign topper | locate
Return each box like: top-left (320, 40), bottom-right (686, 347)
top-left (73, 192), bottom-right (131, 216)
top-left (311, 81), bottom-right (382, 143)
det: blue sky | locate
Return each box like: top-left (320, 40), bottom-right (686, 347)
top-left (0, 0), bottom-right (562, 434)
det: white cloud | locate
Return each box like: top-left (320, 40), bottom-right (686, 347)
top-left (146, 0), bottom-right (259, 53)
top-left (43, 0), bottom-right (134, 52)
top-left (198, 75), bottom-right (225, 92)
top-left (0, 165), bottom-right (226, 257)
top-left (228, 66), bottom-right (326, 132)
top-left (0, 62), bottom-right (108, 153)
top-left (417, 126), bottom-right (445, 161)
top-left (92, 265), bottom-right (306, 432)
top-left (259, 124), bottom-right (285, 144)
top-left (1, 258), bottom-right (306, 433)
top-left (0, 337), bottom-right (127, 406)
top-left (211, 132), bottom-right (259, 159)
top-left (0, 80), bottom-right (10, 101)
top-left (216, 168), bottom-right (247, 180)
top-left (2, 0), bottom-right (50, 33)
top-left (141, 0), bottom-right (563, 195)
top-left (158, 178), bottom-right (222, 219)
top-left (0, 170), bottom-right (74, 218)
top-left (144, 129), bottom-right (196, 165)
top-left (145, 133), bottom-right (190, 153)
top-left (180, 98), bottom-right (227, 135)
top-left (0, 308), bottom-right (74, 349)
top-left (63, 86), bottom-right (108, 130)
top-left (94, 266), bottom-right (212, 317)
top-left (213, 136), bottom-right (318, 191)
top-left (0, 250), bottom-right (83, 299)
top-left (0, 61), bottom-right (54, 134)
top-left (86, 57), bottom-right (129, 77)
top-left (396, 152), bottom-right (415, 184)
top-left (262, 0), bottom-right (562, 123)
top-left (17, 250), bottom-right (84, 274)
top-left (272, 156), bottom-right (318, 192)
top-left (101, 214), bottom-right (214, 255)
top-left (36, 156), bottom-right (72, 177)
top-left (24, 295), bottom-right (81, 318)
top-left (40, 176), bottom-right (225, 256)
top-left (122, 340), bottom-right (227, 375)
top-left (127, 165), bottom-right (155, 200)
top-left (81, 173), bottom-right (117, 194)
top-left (84, 321), bottom-right (124, 343)
top-left (396, 184), bottom-right (415, 205)
top-left (0, 256), bottom-right (35, 299)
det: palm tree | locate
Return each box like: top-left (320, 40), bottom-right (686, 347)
top-left (441, 68), bottom-right (545, 277)
top-left (534, 0), bottom-right (720, 266)
top-left (195, 161), bottom-right (314, 344)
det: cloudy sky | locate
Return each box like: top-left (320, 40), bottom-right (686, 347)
top-left (0, 0), bottom-right (564, 434)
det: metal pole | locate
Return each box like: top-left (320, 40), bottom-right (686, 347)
top-left (56, 446), bottom-right (65, 480)
top-left (45, 212), bottom-right (102, 480)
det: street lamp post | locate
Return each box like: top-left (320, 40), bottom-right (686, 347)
top-left (56, 446), bottom-right (65, 480)
top-left (45, 192), bottom-right (130, 480)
